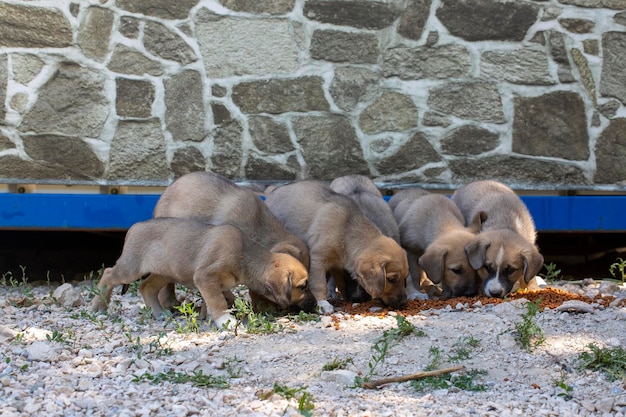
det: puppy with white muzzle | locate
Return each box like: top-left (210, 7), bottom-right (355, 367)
top-left (451, 180), bottom-right (544, 298)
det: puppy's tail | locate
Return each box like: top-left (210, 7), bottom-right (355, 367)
top-left (120, 273), bottom-right (151, 295)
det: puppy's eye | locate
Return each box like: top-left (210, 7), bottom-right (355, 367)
top-left (504, 266), bottom-right (516, 275)
top-left (451, 267), bottom-right (462, 275)
top-left (297, 282), bottom-right (308, 291)
top-left (386, 275), bottom-right (398, 283)
top-left (485, 264), bottom-right (494, 273)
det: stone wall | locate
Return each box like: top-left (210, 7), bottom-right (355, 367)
top-left (1, 0), bottom-right (625, 191)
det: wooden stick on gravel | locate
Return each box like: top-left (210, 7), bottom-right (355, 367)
top-left (362, 366), bottom-right (465, 390)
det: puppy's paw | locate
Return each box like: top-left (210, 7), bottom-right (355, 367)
top-left (317, 300), bottom-right (335, 315)
top-left (214, 313), bottom-right (235, 330)
top-left (326, 288), bottom-right (341, 301)
top-left (407, 290), bottom-right (429, 301)
top-left (91, 299), bottom-right (107, 313)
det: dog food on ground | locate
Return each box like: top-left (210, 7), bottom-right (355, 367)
top-left (337, 286), bottom-right (624, 317)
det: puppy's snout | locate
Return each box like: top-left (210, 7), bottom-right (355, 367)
top-left (384, 292), bottom-right (408, 309)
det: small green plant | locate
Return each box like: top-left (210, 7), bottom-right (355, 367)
top-left (145, 333), bottom-right (174, 358)
top-left (609, 257), bottom-right (626, 283)
top-left (448, 336), bottom-right (481, 363)
top-left (4, 268), bottom-right (36, 307)
top-left (322, 357), bottom-right (354, 371)
top-left (132, 369), bottom-right (229, 388)
top-left (273, 383), bottom-right (315, 417)
top-left (540, 262), bottom-right (562, 282)
top-left (125, 332), bottom-right (144, 359)
top-left (354, 315), bottom-right (424, 387)
top-left (172, 301), bottom-right (201, 333)
top-left (554, 372), bottom-right (574, 401)
top-left (46, 330), bottom-right (67, 344)
top-left (71, 310), bottom-right (105, 329)
top-left (424, 346), bottom-right (444, 372)
top-left (288, 311), bottom-right (321, 323)
top-left (578, 343), bottom-right (626, 381)
top-left (411, 369), bottom-right (487, 392)
top-left (513, 299), bottom-right (545, 352)
top-left (222, 356), bottom-right (245, 378)
top-left (411, 336), bottom-right (486, 392)
top-left (229, 298), bottom-right (283, 335)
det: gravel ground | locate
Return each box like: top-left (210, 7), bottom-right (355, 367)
top-left (1, 279), bottom-right (625, 417)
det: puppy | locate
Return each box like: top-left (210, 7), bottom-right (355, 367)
top-left (451, 180), bottom-right (544, 298)
top-left (91, 218), bottom-right (309, 328)
top-left (392, 192), bottom-right (485, 299)
top-left (388, 188), bottom-right (431, 217)
top-left (149, 171), bottom-right (312, 313)
top-left (330, 175), bottom-right (400, 242)
top-left (389, 188), bottom-right (432, 298)
top-left (329, 175), bottom-right (401, 302)
top-left (265, 180), bottom-right (409, 314)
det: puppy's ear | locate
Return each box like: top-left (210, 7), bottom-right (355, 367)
top-left (265, 271), bottom-right (292, 309)
top-left (522, 248), bottom-right (544, 283)
top-left (468, 211), bottom-right (487, 233)
top-left (418, 246), bottom-right (446, 284)
top-left (271, 242), bottom-right (309, 269)
top-left (356, 260), bottom-right (386, 299)
top-left (465, 237), bottom-right (490, 270)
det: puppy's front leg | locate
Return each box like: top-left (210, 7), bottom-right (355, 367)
top-left (194, 273), bottom-right (233, 330)
top-left (309, 262), bottom-right (334, 314)
top-left (406, 252), bottom-right (428, 301)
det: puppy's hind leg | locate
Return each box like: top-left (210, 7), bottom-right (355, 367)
top-left (157, 282), bottom-right (180, 312)
top-left (139, 274), bottom-right (170, 319)
top-left (91, 266), bottom-right (144, 313)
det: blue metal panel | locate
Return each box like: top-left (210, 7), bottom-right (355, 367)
top-left (521, 196), bottom-right (626, 232)
top-left (0, 193), bottom-right (625, 232)
top-left (0, 193), bottom-right (159, 231)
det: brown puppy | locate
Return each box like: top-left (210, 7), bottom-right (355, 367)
top-left (330, 175), bottom-right (400, 242)
top-left (265, 180), bottom-right (409, 314)
top-left (329, 175), bottom-right (400, 302)
top-left (451, 180), bottom-right (544, 298)
top-left (393, 192), bottom-right (485, 299)
top-left (150, 171), bottom-right (312, 312)
top-left (389, 188), bottom-right (432, 298)
top-left (388, 188), bottom-right (431, 217)
top-left (92, 218), bottom-right (309, 329)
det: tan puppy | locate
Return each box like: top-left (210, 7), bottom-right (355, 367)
top-left (393, 192), bottom-right (485, 299)
top-left (330, 175), bottom-right (400, 242)
top-left (91, 218), bottom-right (309, 328)
top-left (265, 180), bottom-right (409, 314)
top-left (150, 171), bottom-right (312, 312)
top-left (388, 188), bottom-right (431, 217)
top-left (389, 188), bottom-right (432, 298)
top-left (329, 175), bottom-right (400, 302)
top-left (451, 180), bottom-right (544, 298)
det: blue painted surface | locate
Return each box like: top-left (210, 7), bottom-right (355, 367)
top-left (0, 193), bottom-right (625, 232)
top-left (0, 193), bottom-right (159, 231)
top-left (520, 195), bottom-right (626, 232)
